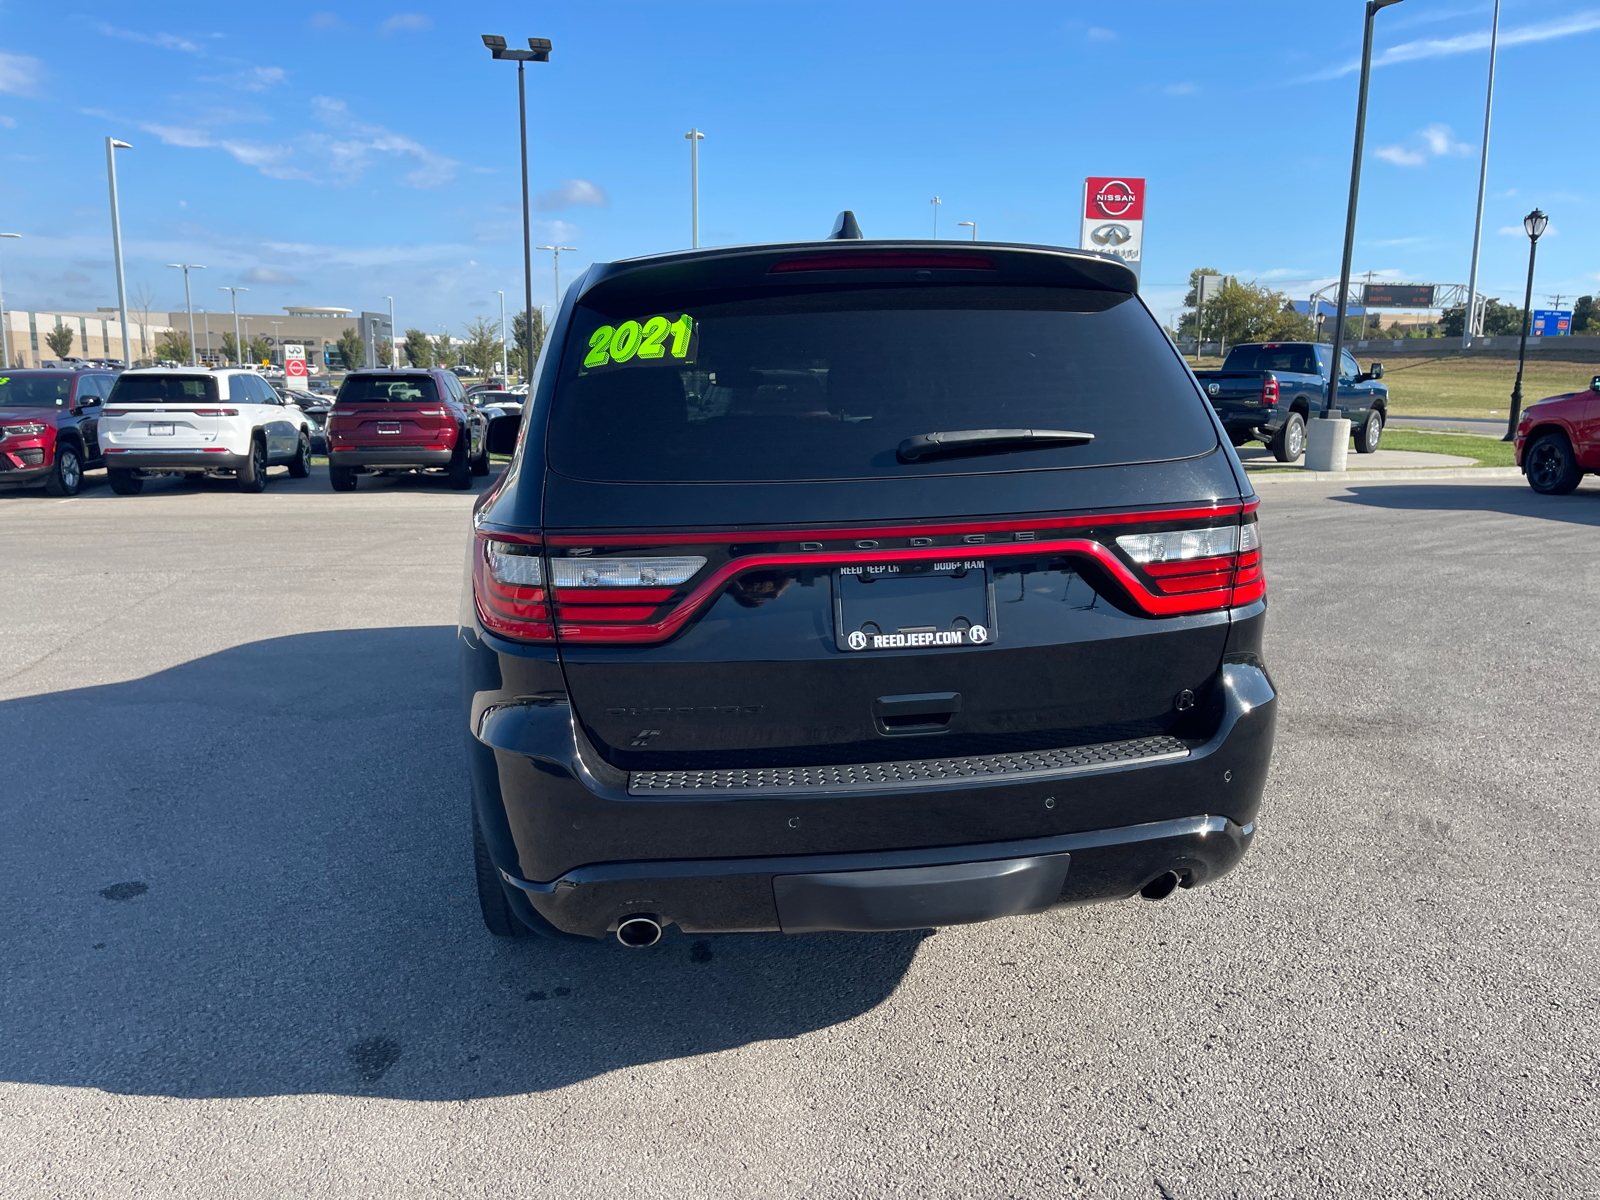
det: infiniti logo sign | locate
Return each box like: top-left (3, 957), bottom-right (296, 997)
top-left (1090, 223), bottom-right (1132, 247)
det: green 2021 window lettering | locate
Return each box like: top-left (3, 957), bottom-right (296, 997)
top-left (582, 314), bottom-right (695, 372)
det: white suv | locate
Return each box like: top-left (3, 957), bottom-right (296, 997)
top-left (99, 368), bottom-right (313, 495)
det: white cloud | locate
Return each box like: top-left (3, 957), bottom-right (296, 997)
top-left (312, 96), bottom-right (458, 188)
top-left (1162, 82), bottom-right (1198, 95)
top-left (1086, 26), bottom-right (1117, 41)
top-left (0, 115), bottom-right (16, 129)
top-left (1311, 10), bottom-right (1600, 80)
top-left (310, 12), bottom-right (342, 30)
top-left (207, 65), bottom-right (287, 92)
top-left (239, 267), bottom-right (304, 285)
top-left (96, 23), bottom-right (207, 55)
top-left (1374, 123), bottom-right (1472, 167)
top-left (381, 13), bottom-right (432, 33)
top-left (535, 178), bottom-right (609, 210)
top-left (0, 52), bottom-right (45, 97)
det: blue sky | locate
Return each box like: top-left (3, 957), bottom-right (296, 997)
top-left (0, 1), bottom-right (1595, 332)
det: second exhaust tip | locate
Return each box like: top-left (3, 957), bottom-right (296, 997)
top-left (616, 915), bottom-right (663, 948)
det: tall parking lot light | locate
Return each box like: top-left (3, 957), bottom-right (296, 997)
top-left (1463, 0), bottom-right (1500, 348)
top-left (385, 296), bottom-right (395, 367)
top-left (684, 129), bottom-right (704, 247)
top-left (1323, 0), bottom-right (1404, 421)
top-left (218, 286), bottom-right (246, 366)
top-left (957, 221), bottom-right (977, 240)
top-left (1505, 208), bottom-right (1548, 441)
top-left (536, 245), bottom-right (577, 309)
top-left (106, 138), bottom-right (133, 365)
top-left (0, 233), bottom-right (19, 367)
top-left (481, 34), bottom-right (552, 388)
top-left (166, 263), bottom-right (205, 366)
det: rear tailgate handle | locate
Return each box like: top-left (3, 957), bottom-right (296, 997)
top-left (874, 692), bottom-right (961, 735)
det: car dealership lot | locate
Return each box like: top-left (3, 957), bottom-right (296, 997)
top-left (1, 472), bottom-right (1596, 1199)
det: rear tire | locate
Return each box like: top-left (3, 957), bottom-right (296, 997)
top-left (1271, 412), bottom-right (1306, 463)
top-left (1526, 431), bottom-right (1583, 495)
top-left (287, 433), bottom-right (311, 478)
top-left (108, 468), bottom-right (143, 496)
top-left (237, 437), bottom-right (267, 493)
top-left (446, 438), bottom-right (472, 490)
top-left (44, 444), bottom-right (83, 497)
top-left (470, 440), bottom-right (490, 477)
top-left (1355, 409), bottom-right (1383, 454)
top-left (473, 809), bottom-right (531, 939)
top-left (329, 463), bottom-right (358, 491)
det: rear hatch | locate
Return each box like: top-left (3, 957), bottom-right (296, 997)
top-left (512, 247), bottom-right (1253, 772)
top-left (328, 375), bottom-right (452, 450)
top-left (1195, 372), bottom-right (1275, 414)
top-left (102, 373), bottom-right (224, 447)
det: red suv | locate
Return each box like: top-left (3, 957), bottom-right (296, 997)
top-left (0, 369), bottom-right (114, 496)
top-left (1515, 374), bottom-right (1600, 494)
top-left (324, 368), bottom-right (490, 491)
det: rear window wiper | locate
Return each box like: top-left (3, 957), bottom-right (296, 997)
top-left (896, 428), bottom-right (1095, 462)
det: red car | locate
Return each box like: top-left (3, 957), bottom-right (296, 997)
top-left (1515, 374), bottom-right (1600, 494)
top-left (0, 369), bottom-right (115, 496)
top-left (324, 367), bottom-right (490, 491)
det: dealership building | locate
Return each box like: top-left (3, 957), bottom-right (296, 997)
top-left (1, 304), bottom-right (397, 369)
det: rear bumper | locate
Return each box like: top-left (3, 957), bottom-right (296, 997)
top-left (103, 448), bottom-right (244, 471)
top-left (329, 446), bottom-right (452, 469)
top-left (464, 630), bottom-right (1276, 939)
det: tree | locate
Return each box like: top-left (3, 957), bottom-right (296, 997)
top-left (432, 329), bottom-right (454, 367)
top-left (45, 323), bottom-right (75, 360)
top-left (1201, 279), bottom-right (1312, 348)
top-left (155, 330), bottom-right (192, 362)
top-left (1440, 298), bottom-right (1521, 339)
top-left (1572, 295), bottom-right (1595, 334)
top-left (336, 327), bottom-right (366, 370)
top-left (377, 336), bottom-right (395, 367)
top-left (221, 332), bottom-right (240, 365)
top-left (460, 316), bottom-right (500, 378)
top-left (403, 328), bottom-right (432, 367)
top-left (131, 281), bottom-right (157, 363)
top-left (512, 307), bottom-right (547, 374)
top-left (246, 336), bottom-right (271, 365)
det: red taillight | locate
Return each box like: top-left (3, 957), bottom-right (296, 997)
top-left (769, 252), bottom-right (996, 273)
top-left (1261, 376), bottom-right (1279, 406)
top-left (472, 532), bottom-right (553, 642)
top-left (191, 408), bottom-right (240, 416)
top-left (549, 557), bottom-right (707, 640)
top-left (1113, 509), bottom-right (1264, 613)
top-left (1231, 520), bottom-right (1265, 606)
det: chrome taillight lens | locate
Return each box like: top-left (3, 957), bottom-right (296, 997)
top-left (1116, 527), bottom-right (1237, 564)
top-left (551, 557), bottom-right (705, 588)
top-left (472, 535), bottom-right (553, 642)
top-left (1116, 518), bottom-right (1263, 609)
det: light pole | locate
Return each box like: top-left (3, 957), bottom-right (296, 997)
top-left (535, 245), bottom-right (577, 309)
top-left (165, 263), bottom-right (205, 366)
top-left (218, 286), bottom-right (246, 365)
top-left (1505, 208), bottom-right (1548, 441)
top-left (1463, 0), bottom-right (1500, 348)
top-left (1322, 0), bottom-right (1404, 420)
top-left (201, 309), bottom-right (211, 363)
top-left (685, 128), bottom-right (704, 247)
top-left (930, 196), bottom-right (941, 238)
top-left (481, 34), bottom-right (552, 388)
top-left (957, 221), bottom-right (976, 241)
top-left (495, 289), bottom-right (506, 375)
top-left (271, 320), bottom-right (282, 367)
top-left (384, 296), bottom-right (394, 367)
top-left (106, 138), bottom-right (133, 365)
top-left (0, 233), bottom-right (19, 367)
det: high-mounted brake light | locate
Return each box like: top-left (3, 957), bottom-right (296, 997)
top-left (769, 252), bottom-right (996, 273)
top-left (472, 534), bottom-right (553, 642)
top-left (191, 408), bottom-right (240, 416)
top-left (1261, 376), bottom-right (1279, 406)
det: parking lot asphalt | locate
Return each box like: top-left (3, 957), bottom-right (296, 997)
top-left (2, 466), bottom-right (1597, 1199)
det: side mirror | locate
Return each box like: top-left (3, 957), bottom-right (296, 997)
top-left (1369, 361), bottom-right (1384, 380)
top-left (486, 412), bottom-right (521, 457)
top-left (1592, 375), bottom-right (1600, 393)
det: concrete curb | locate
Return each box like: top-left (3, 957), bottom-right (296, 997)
top-left (1245, 466), bottom-right (1523, 485)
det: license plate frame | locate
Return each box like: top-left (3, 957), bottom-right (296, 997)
top-left (376, 422), bottom-right (402, 435)
top-left (832, 559), bottom-right (995, 653)
top-left (148, 422), bottom-right (175, 437)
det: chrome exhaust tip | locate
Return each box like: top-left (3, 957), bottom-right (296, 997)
top-left (1140, 871), bottom-right (1182, 902)
top-left (616, 915), bottom-right (663, 948)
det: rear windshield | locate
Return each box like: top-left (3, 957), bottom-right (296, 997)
top-left (548, 286), bottom-right (1216, 482)
top-left (1221, 344), bottom-right (1319, 374)
top-left (338, 375), bottom-right (440, 404)
top-left (107, 374), bottom-right (219, 404)
top-left (0, 373), bottom-right (75, 407)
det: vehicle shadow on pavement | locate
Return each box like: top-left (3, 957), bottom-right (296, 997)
top-left (1331, 481), bottom-right (1600, 526)
top-left (0, 626), bottom-right (924, 1101)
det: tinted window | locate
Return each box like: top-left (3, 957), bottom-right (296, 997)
top-left (338, 375), bottom-right (441, 404)
top-left (0, 373), bottom-right (75, 408)
top-left (548, 287), bottom-right (1216, 483)
top-left (1221, 345), bottom-right (1318, 374)
top-left (1340, 350), bottom-right (1361, 379)
top-left (107, 374), bottom-right (219, 404)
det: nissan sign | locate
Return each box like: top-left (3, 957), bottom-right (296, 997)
top-left (1080, 176), bottom-right (1145, 282)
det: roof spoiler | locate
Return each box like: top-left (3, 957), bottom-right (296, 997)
top-left (827, 210), bottom-right (863, 240)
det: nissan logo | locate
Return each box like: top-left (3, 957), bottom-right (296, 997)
top-left (1093, 180), bottom-right (1138, 217)
top-left (1090, 223), bottom-right (1133, 247)
top-left (1207, 383), bottom-right (1220, 396)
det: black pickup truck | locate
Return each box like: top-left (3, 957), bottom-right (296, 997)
top-left (1195, 342), bottom-right (1388, 462)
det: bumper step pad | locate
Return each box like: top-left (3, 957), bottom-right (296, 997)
top-left (628, 734), bottom-right (1190, 797)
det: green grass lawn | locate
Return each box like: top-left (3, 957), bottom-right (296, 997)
top-left (1378, 428), bottom-right (1516, 467)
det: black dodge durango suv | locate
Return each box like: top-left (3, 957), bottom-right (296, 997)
top-left (461, 229), bottom-right (1275, 946)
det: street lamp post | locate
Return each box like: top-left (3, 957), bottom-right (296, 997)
top-left (384, 296), bottom-right (395, 367)
top-left (106, 138), bottom-right (133, 365)
top-left (165, 263), bottom-right (205, 366)
top-left (201, 310), bottom-right (211, 363)
top-left (480, 34), bottom-right (552, 388)
top-left (1463, 0), bottom-right (1501, 348)
top-left (930, 196), bottom-right (941, 238)
top-left (684, 129), bottom-right (704, 247)
top-left (1322, 0), bottom-right (1404, 422)
top-left (1505, 208), bottom-right (1548, 441)
top-left (957, 221), bottom-right (976, 241)
top-left (0, 233), bottom-right (19, 367)
top-left (218, 286), bottom-right (246, 365)
top-left (271, 320), bottom-right (282, 367)
top-left (495, 289), bottom-right (506, 375)
top-left (535, 245), bottom-right (577, 310)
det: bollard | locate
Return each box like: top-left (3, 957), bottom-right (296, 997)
top-left (1305, 417), bottom-right (1352, 472)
